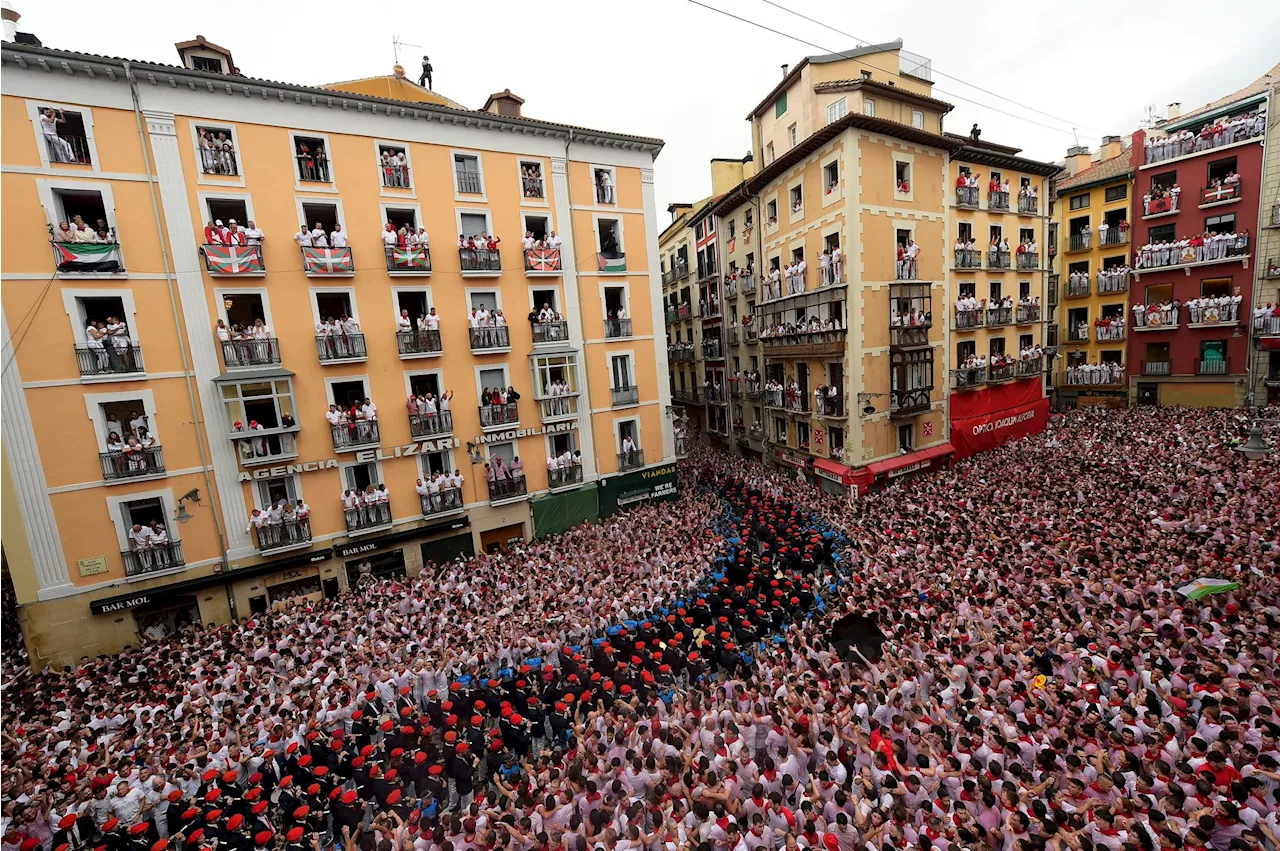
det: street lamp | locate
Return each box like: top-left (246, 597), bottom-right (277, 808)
top-left (174, 488), bottom-right (201, 523)
top-left (1234, 423), bottom-right (1271, 461)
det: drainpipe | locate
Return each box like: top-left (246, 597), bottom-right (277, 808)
top-left (562, 129), bottom-right (603, 472)
top-left (123, 60), bottom-right (234, 618)
top-left (1244, 85), bottom-right (1273, 408)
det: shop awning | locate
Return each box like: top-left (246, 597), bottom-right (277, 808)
top-left (813, 457), bottom-right (855, 485)
top-left (1258, 336), bottom-right (1280, 351)
top-left (866, 443), bottom-right (955, 478)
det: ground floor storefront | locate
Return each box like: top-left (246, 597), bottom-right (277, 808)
top-left (1129, 377), bottom-right (1244, 407)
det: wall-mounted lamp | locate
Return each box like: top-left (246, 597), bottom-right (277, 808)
top-left (174, 488), bottom-right (201, 524)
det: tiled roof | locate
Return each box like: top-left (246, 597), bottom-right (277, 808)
top-left (1053, 155), bottom-right (1132, 193)
top-left (745, 40), bottom-right (906, 119)
top-left (1168, 63), bottom-right (1279, 129)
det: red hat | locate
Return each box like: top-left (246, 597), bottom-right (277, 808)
top-left (251, 802), bottom-right (268, 815)
top-left (222, 770), bottom-right (239, 784)
top-left (254, 832), bottom-right (274, 846)
top-left (286, 742), bottom-right (299, 754)
top-left (244, 788), bottom-right (262, 801)
top-left (287, 828), bottom-right (305, 843)
top-left (292, 804), bottom-right (311, 821)
top-left (455, 743), bottom-right (469, 754)
top-left (401, 725), bottom-right (414, 735)
top-left (350, 710), bottom-right (363, 721)
top-left (384, 769), bottom-right (398, 781)
top-left (474, 700), bottom-right (486, 710)
top-left (203, 810), bottom-right (221, 823)
top-left (414, 752), bottom-right (427, 764)
top-left (386, 790), bottom-right (402, 805)
top-left (443, 731), bottom-right (457, 743)
top-left (226, 815), bottom-right (244, 831)
top-left (181, 808), bottom-right (199, 821)
top-left (400, 707), bottom-right (412, 717)
top-left (22, 839), bottom-right (41, 851)
top-left (510, 714), bottom-right (523, 725)
top-left (201, 769), bottom-right (218, 783)
top-left (428, 765), bottom-right (444, 775)
top-left (185, 830), bottom-right (204, 845)
top-left (823, 835), bottom-right (840, 851)
top-left (340, 791), bottom-right (358, 805)
top-left (297, 755), bottom-right (312, 767)
top-left (351, 756), bottom-right (366, 769)
top-left (360, 744), bottom-right (374, 757)
top-left (103, 818), bottom-right (120, 832)
top-left (470, 715), bottom-right (482, 726)
top-left (204, 789), bottom-right (220, 802)
top-left (380, 720), bottom-right (394, 732)
top-left (400, 686), bottom-right (411, 695)
top-left (59, 815), bottom-right (80, 829)
top-left (248, 772), bottom-right (263, 785)
top-left (312, 766), bottom-right (328, 778)
top-left (279, 776), bottom-right (294, 788)
top-left (620, 685), bottom-right (632, 694)
top-left (305, 783), bottom-right (321, 796)
top-left (390, 747), bottom-right (404, 759)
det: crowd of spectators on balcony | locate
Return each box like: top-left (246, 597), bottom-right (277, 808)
top-left (520, 231), bottom-right (562, 252)
top-left (479, 385), bottom-right (520, 420)
top-left (811, 383), bottom-right (844, 416)
top-left (895, 239), bottom-right (920, 279)
top-left (1252, 301), bottom-right (1280, 333)
top-left (784, 256), bottom-right (808, 295)
top-left (293, 222), bottom-right (348, 249)
top-left (520, 163), bottom-right (545, 198)
top-left (1203, 171), bottom-right (1242, 202)
top-left (538, 378), bottom-right (574, 416)
top-left (729, 370), bottom-right (762, 394)
top-left (123, 519), bottom-right (174, 570)
top-left (341, 483), bottom-right (391, 527)
top-left (1094, 314), bottom-right (1127, 341)
top-left (397, 307), bottom-right (441, 340)
top-left (415, 470), bottom-right (465, 512)
top-left (1135, 230), bottom-right (1250, 269)
top-left (988, 234), bottom-right (1012, 257)
top-left (215, 318), bottom-right (274, 364)
top-left (458, 233), bottom-right (501, 264)
top-left (697, 295), bottom-right (720, 317)
top-left (483, 453), bottom-right (524, 488)
top-left (667, 340), bottom-right (695, 358)
top-left (818, 246), bottom-right (843, 285)
top-left (1143, 183), bottom-right (1182, 217)
top-left (1134, 299), bottom-right (1181, 329)
top-left (1098, 265), bottom-right (1132, 291)
top-left (243, 496), bottom-right (310, 538)
top-left (295, 141), bottom-right (330, 181)
top-left (379, 148), bottom-right (410, 188)
top-left (316, 315), bottom-right (362, 356)
top-left (51, 215), bottom-right (115, 244)
top-left (955, 169), bottom-right (982, 201)
top-left (1067, 269), bottom-right (1092, 294)
top-left (1186, 294), bottom-right (1243, 325)
top-left (83, 316), bottom-right (135, 371)
top-left (759, 314), bottom-right (846, 343)
top-left (1143, 110), bottom-right (1267, 163)
top-left (952, 294), bottom-right (986, 327)
top-left (1096, 218), bottom-right (1131, 246)
top-left (1064, 360), bottom-right (1125, 385)
top-left (326, 398), bottom-right (378, 442)
top-left (203, 219), bottom-right (264, 246)
top-left (467, 305), bottom-right (508, 347)
top-left (727, 264), bottom-right (755, 287)
top-left (1014, 236), bottom-right (1039, 264)
top-left (1018, 182), bottom-right (1039, 202)
top-left (382, 222), bottom-right (430, 251)
top-left (405, 390), bottom-right (453, 423)
top-left (763, 265), bottom-right (784, 300)
top-left (890, 304), bottom-right (932, 329)
top-left (702, 376), bottom-right (725, 403)
top-left (103, 410), bottom-right (154, 471)
top-left (39, 107), bottom-right (80, 162)
top-left (196, 128), bottom-right (237, 175)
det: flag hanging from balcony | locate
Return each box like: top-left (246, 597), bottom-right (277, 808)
top-left (52, 242), bottom-right (124, 273)
top-left (391, 246), bottom-right (431, 269)
top-left (302, 246), bottom-right (354, 274)
top-left (597, 253), bottom-right (627, 273)
top-left (203, 244), bottom-right (265, 274)
top-left (1202, 185), bottom-right (1237, 203)
top-left (525, 248), bottom-right (561, 272)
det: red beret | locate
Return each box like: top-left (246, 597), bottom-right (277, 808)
top-left (222, 771), bottom-right (239, 784)
top-left (287, 828), bottom-right (305, 843)
top-left (181, 808), bottom-right (199, 821)
top-left (380, 720), bottom-right (394, 732)
top-left (204, 789), bottom-right (220, 802)
top-left (251, 802), bottom-right (268, 815)
top-left (414, 752), bottom-right (427, 764)
top-left (185, 830), bottom-right (204, 845)
top-left (59, 815), bottom-right (80, 829)
top-left (201, 770), bottom-right (219, 783)
top-left (428, 765), bottom-right (443, 775)
top-left (384, 769), bottom-right (398, 781)
top-left (255, 831), bottom-right (273, 846)
top-left (305, 784), bottom-right (320, 796)
top-left (312, 766), bottom-right (328, 778)
top-left (279, 776), bottom-right (293, 788)
top-left (103, 819), bottom-right (120, 832)
top-left (293, 806), bottom-right (310, 820)
top-left (226, 815), bottom-right (244, 831)
top-left (340, 791), bottom-right (358, 805)
top-left (297, 755), bottom-right (312, 767)
top-left (386, 790), bottom-right (402, 805)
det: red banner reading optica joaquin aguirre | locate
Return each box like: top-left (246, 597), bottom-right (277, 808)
top-left (951, 397), bottom-right (1050, 459)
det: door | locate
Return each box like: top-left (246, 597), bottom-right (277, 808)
top-left (249, 595), bottom-right (268, 615)
top-left (322, 577), bottom-right (340, 599)
top-left (1137, 383), bottom-right (1159, 406)
top-left (480, 523), bottom-right (523, 553)
top-left (421, 534), bottom-right (475, 570)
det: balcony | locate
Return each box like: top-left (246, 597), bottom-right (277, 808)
top-left (345, 501), bottom-right (393, 535)
top-left (727, 327), bottom-right (740, 346)
top-left (1048, 274), bottom-right (1060, 305)
top-left (602, 317), bottom-right (631, 339)
top-left (221, 338), bottom-right (280, 368)
top-left (668, 346), bottom-right (696, 362)
top-left (460, 248), bottom-right (502, 276)
top-left (889, 321), bottom-right (932, 348)
top-left (385, 246), bottom-right (432, 275)
top-left (662, 269), bottom-right (675, 286)
top-left (1016, 305), bottom-right (1040, 324)
top-left (100, 446), bottom-right (165, 482)
top-left (1143, 195), bottom-right (1178, 218)
top-left (702, 339), bottom-right (724, 360)
top-left (202, 244), bottom-right (265, 276)
top-left (987, 306), bottom-right (1014, 327)
top-left (479, 401), bottom-right (520, 430)
top-left (532, 322), bottom-right (569, 345)
top-left (315, 333), bottom-right (367, 363)
top-left (617, 449), bottom-right (644, 471)
top-left (1142, 360), bottom-right (1172, 376)
top-left (744, 326), bottom-right (759, 344)
top-left (955, 187), bottom-right (979, 208)
top-left (421, 487), bottom-right (465, 518)
top-left (76, 345), bottom-right (144, 378)
top-left (597, 252), bottom-right (627, 273)
top-left (1100, 228), bottom-right (1129, 247)
top-left (397, 329), bottom-right (442, 358)
top-left (732, 419), bottom-right (746, 434)
top-left (1197, 358), bottom-right (1230, 376)
top-left (954, 249), bottom-right (981, 270)
top-left (988, 191), bottom-right (1010, 211)
top-left (724, 277), bottom-right (737, 299)
top-left (524, 247), bottom-right (562, 275)
top-left (331, 420), bottom-right (380, 452)
top-left (1143, 122), bottom-right (1264, 165)
top-left (672, 257), bottom-right (690, 279)
top-left (1018, 196), bottom-right (1039, 215)
top-left (469, 326), bottom-right (511, 353)
top-left (1134, 236), bottom-right (1250, 274)
top-left (232, 427), bottom-right (299, 466)
top-left (1066, 275), bottom-right (1091, 298)
top-left (548, 465), bottom-right (584, 490)
top-left (988, 363), bottom-right (1015, 382)
top-left (1016, 251), bottom-right (1040, 271)
top-left (895, 257), bottom-right (919, 281)
top-left (1061, 365), bottom-right (1125, 387)
top-left (1097, 269), bottom-right (1130, 294)
top-left (740, 272), bottom-right (757, 294)
top-left (52, 240), bottom-right (124, 274)
top-left (253, 520), bottom-right (311, 553)
top-left (1016, 357), bottom-right (1044, 379)
top-left (951, 367), bottom-right (985, 390)
top-left (1134, 306), bottom-right (1180, 330)
top-left (665, 308), bottom-right (680, 325)
top-left (409, 410), bottom-right (453, 440)
top-left (1200, 183), bottom-right (1242, 208)
top-left (706, 386), bottom-right (727, 405)
top-left (1256, 315), bottom-right (1280, 340)
top-left (536, 395), bottom-right (578, 423)
top-left (611, 385), bottom-right (640, 406)
top-left (487, 475), bottom-right (528, 504)
top-left (702, 299), bottom-right (723, 319)
top-left (1066, 325), bottom-right (1089, 343)
top-left (784, 394), bottom-right (810, 415)
top-left (762, 327), bottom-right (848, 357)
top-left (121, 542), bottom-right (185, 578)
top-left (987, 250), bottom-right (1011, 270)
top-left (456, 171), bottom-right (483, 194)
top-left (672, 387), bottom-right (705, 405)
top-left (889, 387), bottom-right (932, 419)
top-left (748, 422), bottom-right (765, 441)
top-left (301, 246), bottom-right (354, 277)
top-left (380, 162), bottom-right (411, 189)
top-left (743, 380), bottom-right (761, 398)
top-left (45, 133), bottom-right (93, 165)
top-left (1067, 233), bottom-right (1091, 253)
top-left (763, 388), bottom-right (784, 408)
top-left (816, 392), bottom-right (846, 418)
top-left (954, 308), bottom-right (985, 331)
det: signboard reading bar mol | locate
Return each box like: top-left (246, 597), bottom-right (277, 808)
top-left (596, 463), bottom-right (678, 517)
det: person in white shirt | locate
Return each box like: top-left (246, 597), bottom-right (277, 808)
top-left (360, 398), bottom-right (378, 423)
top-left (325, 404), bottom-right (344, 428)
top-left (127, 524), bottom-right (155, 569)
top-left (425, 308), bottom-right (441, 332)
top-left (148, 522), bottom-right (171, 566)
top-left (547, 231), bottom-right (562, 250)
top-left (310, 224), bottom-right (329, 248)
top-left (383, 223), bottom-right (399, 250)
top-left (330, 225), bottom-right (348, 248)
top-left (293, 224), bottom-right (313, 248)
top-left (85, 320), bottom-right (110, 371)
top-left (397, 310), bottom-right (413, 333)
top-left (242, 221), bottom-right (264, 246)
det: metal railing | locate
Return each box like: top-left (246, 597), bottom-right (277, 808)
top-left (1069, 233), bottom-right (1091, 252)
top-left (1097, 270), bottom-right (1130, 294)
top-left (612, 385), bottom-right (640, 406)
top-left (989, 191), bottom-right (1010, 211)
top-left (455, 171), bottom-right (483, 194)
top-left (617, 449), bottom-right (644, 471)
top-left (121, 541), bottom-right (185, 577)
top-left (380, 163), bottom-right (411, 189)
top-left (76, 344), bottom-right (143, 376)
top-left (815, 393), bottom-right (846, 418)
top-left (889, 324), bottom-right (932, 347)
top-left (345, 501), bottom-right (393, 534)
top-left (988, 363), bottom-right (1015, 382)
top-left (385, 246), bottom-right (432, 273)
top-left (605, 318), bottom-right (632, 338)
top-left (702, 340), bottom-right (724, 360)
top-left (1101, 228), bottom-right (1129, 246)
top-left (1145, 196), bottom-right (1177, 216)
top-left (987, 307), bottom-right (1014, 326)
top-left (532, 322), bottom-right (569, 344)
top-left (1143, 361), bottom-right (1171, 376)
top-left (672, 387), bottom-right (705, 404)
top-left (478, 403), bottom-right (518, 430)
top-left (397, 329), bottom-right (442, 356)
top-left (956, 187), bottom-right (979, 207)
top-left (331, 421), bottom-right (380, 451)
top-left (890, 387), bottom-right (932, 417)
top-left (524, 248), bottom-right (562, 273)
top-left (1256, 315), bottom-right (1280, 337)
top-left (548, 466), bottom-right (583, 489)
top-left (744, 326), bottom-right (759, 343)
top-left (988, 250), bottom-right (1011, 270)
top-left (727, 327), bottom-right (740, 346)
top-left (198, 143), bottom-right (238, 175)
top-left (254, 520), bottom-right (311, 552)
top-left (740, 272), bottom-right (757, 294)
top-left (1016, 252), bottom-right (1040, 270)
top-left (895, 259), bottom-right (919, 281)
top-left (1016, 305), bottom-right (1040, 324)
top-left (468, 326), bottom-right (511, 351)
top-left (763, 388), bottom-right (784, 408)
top-left (409, 411), bottom-right (453, 439)
top-left (221, 338), bottom-right (280, 368)
top-left (1066, 325), bottom-right (1089, 343)
top-left (725, 278), bottom-right (737, 298)
top-left (1018, 196), bottom-right (1039, 215)
top-left (668, 347), bottom-right (696, 362)
top-left (536, 395), bottom-right (578, 421)
top-left (45, 134), bottom-right (93, 165)
top-left (232, 429), bottom-right (298, 465)
top-left (1095, 323), bottom-right (1126, 341)
top-left (1201, 183), bottom-right (1241, 205)
top-left (1066, 276), bottom-right (1091, 298)
top-left (951, 368), bottom-right (985, 390)
top-left (487, 476), bottom-right (528, 502)
top-left (1197, 358), bottom-right (1229, 375)
top-left (784, 394), bottom-right (811, 414)
top-left (1016, 357), bottom-right (1044, 378)
top-left (459, 248), bottom-right (501, 273)
top-left (100, 446), bottom-right (165, 481)
top-left (673, 258), bottom-right (689, 279)
top-left (955, 249), bottom-right (981, 269)
top-left (954, 308), bottom-right (985, 330)
top-left (315, 333), bottom-right (367, 362)
top-left (706, 386), bottom-right (727, 404)
top-left (421, 488), bottom-right (465, 517)
top-left (202, 244), bottom-right (264, 275)
top-left (295, 155), bottom-right (331, 182)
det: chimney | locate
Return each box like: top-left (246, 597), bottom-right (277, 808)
top-left (1064, 145), bottom-right (1092, 177)
top-left (392, 63), bottom-right (406, 79)
top-left (1167, 102), bottom-right (1181, 120)
top-left (1100, 135), bottom-right (1123, 161)
top-left (2, 1), bottom-right (19, 42)
top-left (781, 63), bottom-right (789, 77)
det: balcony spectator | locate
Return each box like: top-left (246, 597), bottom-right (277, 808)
top-left (197, 128), bottom-right (217, 173)
top-left (238, 220), bottom-right (263, 246)
top-left (40, 107), bottom-right (76, 162)
top-left (383, 222), bottom-right (402, 250)
top-left (203, 219), bottom-right (224, 245)
top-left (127, 522), bottom-right (158, 570)
top-left (341, 489), bottom-right (362, 529)
top-left (120, 435), bottom-right (151, 475)
top-left (147, 522), bottom-right (172, 567)
top-left (332, 224), bottom-right (349, 248)
top-left (819, 248), bottom-right (833, 286)
top-left (67, 215), bottom-right (99, 243)
top-left (292, 223), bottom-right (312, 247)
top-left (1065, 360), bottom-right (1123, 385)
top-left (52, 221), bottom-right (75, 242)
top-left (522, 163), bottom-right (544, 198)
top-left (409, 227), bottom-right (430, 250)
top-left (84, 319), bottom-right (110, 371)
top-left (104, 317), bottom-right (134, 370)
top-left (510, 457), bottom-right (524, 480)
top-left (360, 397), bottom-right (378, 423)
top-left (596, 170), bottom-right (614, 204)
top-left (397, 309), bottom-right (412, 334)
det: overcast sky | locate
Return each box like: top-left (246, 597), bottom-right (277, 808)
top-left (16, 0), bottom-right (1280, 220)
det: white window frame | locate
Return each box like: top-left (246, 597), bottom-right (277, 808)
top-left (612, 416), bottom-right (642, 454)
top-left (911, 110), bottom-right (925, 130)
top-left (62, 287), bottom-right (141, 348)
top-left (379, 201), bottom-right (424, 233)
top-left (337, 457), bottom-right (386, 493)
top-left (592, 214), bottom-right (627, 274)
top-left (197, 190), bottom-right (257, 232)
top-left (323, 374), bottom-right (371, 407)
top-left (83, 388), bottom-right (161, 451)
top-left (294, 197), bottom-right (348, 240)
top-left (455, 207), bottom-right (494, 238)
top-left (863, 98), bottom-right (876, 117)
top-left (599, 281), bottom-right (632, 333)
top-left (608, 350), bottom-right (636, 391)
top-left (27, 100), bottom-right (102, 171)
top-left (482, 440), bottom-right (517, 468)
top-left (215, 286), bottom-right (276, 330)
top-left (826, 98), bottom-right (847, 125)
top-left (788, 177), bottom-right (805, 225)
top-left (106, 486), bottom-right (182, 553)
top-left (402, 367), bottom-right (447, 399)
top-left (38, 178), bottom-right (123, 270)
top-left (893, 152), bottom-right (916, 203)
top-left (516, 156), bottom-right (550, 208)
top-left (373, 139), bottom-right (416, 197)
top-left (418, 446), bottom-right (457, 480)
top-left (390, 285), bottom-right (435, 324)
top-left (473, 363), bottom-right (512, 399)
top-left (288, 130), bottom-right (338, 192)
top-left (450, 149), bottom-right (487, 202)
top-left (590, 164), bottom-right (619, 206)
top-left (531, 352), bottom-right (581, 397)
top-left (544, 430), bottom-right (579, 463)
top-left (464, 287), bottom-right (504, 315)
top-left (189, 120), bottom-right (245, 187)
top-left (249, 472), bottom-right (305, 512)
top-left (822, 154), bottom-right (842, 208)
top-left (520, 210), bottom-right (556, 242)
top-left (789, 124), bottom-right (798, 148)
top-left (766, 197), bottom-right (779, 230)
top-left (308, 286), bottom-right (360, 327)
top-left (527, 283), bottom-right (563, 314)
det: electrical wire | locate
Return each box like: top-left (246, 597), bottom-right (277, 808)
top-left (1, 275), bottom-right (56, 378)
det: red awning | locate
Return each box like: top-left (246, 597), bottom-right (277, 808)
top-left (866, 443), bottom-right (955, 478)
top-left (1259, 336), bottom-right (1280, 351)
top-left (813, 457), bottom-right (855, 485)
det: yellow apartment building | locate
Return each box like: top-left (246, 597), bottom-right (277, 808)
top-left (0, 35), bottom-right (674, 664)
top-left (1048, 138), bottom-right (1135, 406)
top-left (1250, 78), bottom-right (1279, 406)
top-left (660, 199), bottom-right (703, 426)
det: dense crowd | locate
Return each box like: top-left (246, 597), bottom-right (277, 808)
top-left (3, 407), bottom-right (1279, 851)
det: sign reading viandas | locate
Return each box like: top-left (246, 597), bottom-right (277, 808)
top-left (597, 463), bottom-right (678, 517)
top-left (52, 242), bottom-right (124, 273)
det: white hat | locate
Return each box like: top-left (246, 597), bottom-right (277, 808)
top-left (215, 219), bottom-right (224, 226)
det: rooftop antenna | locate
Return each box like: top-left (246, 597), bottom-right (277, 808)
top-left (392, 35), bottom-right (422, 67)
top-left (1140, 104), bottom-right (1165, 129)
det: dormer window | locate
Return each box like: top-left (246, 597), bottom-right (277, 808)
top-left (191, 56), bottom-right (225, 73)
top-left (175, 36), bottom-right (238, 76)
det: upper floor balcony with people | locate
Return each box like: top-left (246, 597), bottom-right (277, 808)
top-left (468, 313), bottom-right (512, 353)
top-left (51, 221), bottom-right (124, 275)
top-left (1142, 112), bottom-right (1266, 166)
top-left (396, 313), bottom-right (443, 359)
top-left (1134, 233), bottom-right (1250, 274)
top-left (459, 235), bottom-right (502, 276)
top-left (889, 284), bottom-right (932, 349)
top-left (216, 321), bottom-right (280, 370)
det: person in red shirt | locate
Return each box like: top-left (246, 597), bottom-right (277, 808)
top-left (1197, 750), bottom-right (1242, 789)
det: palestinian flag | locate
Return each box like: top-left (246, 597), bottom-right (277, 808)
top-left (597, 253), bottom-right (627, 273)
top-left (52, 242), bottom-right (124, 273)
top-left (203, 244), bottom-right (265, 274)
top-left (1176, 577), bottom-right (1238, 600)
top-left (525, 248), bottom-right (561, 272)
top-left (390, 246), bottom-right (431, 270)
top-left (302, 246), bottom-right (354, 275)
